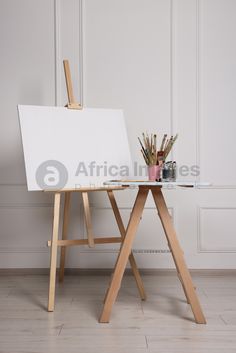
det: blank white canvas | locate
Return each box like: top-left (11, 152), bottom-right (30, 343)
top-left (18, 105), bottom-right (133, 191)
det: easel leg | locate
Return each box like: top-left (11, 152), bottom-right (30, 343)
top-left (59, 192), bottom-right (71, 282)
top-left (151, 188), bottom-right (206, 324)
top-left (128, 254), bottom-right (146, 299)
top-left (48, 192), bottom-right (61, 312)
top-left (107, 190), bottom-right (146, 300)
top-left (165, 238), bottom-right (190, 304)
top-left (100, 188), bottom-right (149, 323)
top-left (82, 192), bottom-right (95, 247)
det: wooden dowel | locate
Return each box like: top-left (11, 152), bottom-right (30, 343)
top-left (48, 236), bottom-right (123, 247)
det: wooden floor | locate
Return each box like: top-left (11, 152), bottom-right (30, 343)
top-left (0, 272), bottom-right (236, 353)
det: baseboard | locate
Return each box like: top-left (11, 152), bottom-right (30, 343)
top-left (0, 268), bottom-right (236, 276)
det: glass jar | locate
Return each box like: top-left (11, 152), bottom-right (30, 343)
top-left (162, 161), bottom-right (176, 182)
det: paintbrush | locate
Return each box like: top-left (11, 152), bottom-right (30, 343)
top-left (160, 134), bottom-right (167, 151)
top-left (139, 133), bottom-right (157, 165)
top-left (164, 136), bottom-right (173, 159)
top-left (141, 149), bottom-right (149, 165)
top-left (164, 134), bottom-right (178, 159)
top-left (138, 137), bottom-right (149, 162)
top-left (153, 134), bottom-right (157, 154)
top-left (142, 133), bottom-right (148, 149)
top-left (139, 132), bottom-right (178, 166)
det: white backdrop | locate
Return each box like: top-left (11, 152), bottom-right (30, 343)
top-left (0, 0), bottom-right (236, 269)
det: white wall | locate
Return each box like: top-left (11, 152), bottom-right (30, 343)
top-left (0, 0), bottom-right (236, 269)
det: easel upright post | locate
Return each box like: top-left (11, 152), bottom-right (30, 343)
top-left (63, 59), bottom-right (82, 110)
top-left (59, 59), bottom-right (95, 283)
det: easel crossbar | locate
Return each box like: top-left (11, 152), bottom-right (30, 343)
top-left (48, 237), bottom-right (122, 247)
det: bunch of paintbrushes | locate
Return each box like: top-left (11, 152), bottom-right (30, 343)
top-left (138, 133), bottom-right (178, 166)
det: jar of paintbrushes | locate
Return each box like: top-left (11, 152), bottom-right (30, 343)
top-left (138, 133), bottom-right (178, 181)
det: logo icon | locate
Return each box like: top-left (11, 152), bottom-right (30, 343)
top-left (36, 160), bottom-right (68, 190)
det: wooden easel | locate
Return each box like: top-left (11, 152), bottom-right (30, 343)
top-left (47, 60), bottom-right (146, 312)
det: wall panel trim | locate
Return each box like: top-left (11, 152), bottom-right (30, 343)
top-left (197, 206), bottom-right (236, 253)
top-left (196, 0), bottom-right (236, 189)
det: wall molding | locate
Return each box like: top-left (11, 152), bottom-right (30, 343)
top-left (0, 0), bottom-right (62, 186)
top-left (54, 0), bottom-right (84, 106)
top-left (79, 205), bottom-right (174, 254)
top-left (0, 203), bottom-right (52, 209)
top-left (0, 247), bottom-right (48, 254)
top-left (0, 0), bottom-right (83, 186)
top-left (170, 0), bottom-right (174, 136)
top-left (54, 0), bottom-right (62, 106)
top-left (0, 203), bottom-right (174, 256)
top-left (77, 248), bottom-right (171, 254)
top-left (196, 0), bottom-right (200, 182)
top-left (0, 183), bottom-right (27, 186)
top-left (0, 203), bottom-right (52, 254)
top-left (1, 268), bottom-right (235, 275)
top-left (197, 206), bottom-right (236, 253)
top-left (79, 0), bottom-right (84, 105)
top-left (196, 0), bottom-right (236, 189)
